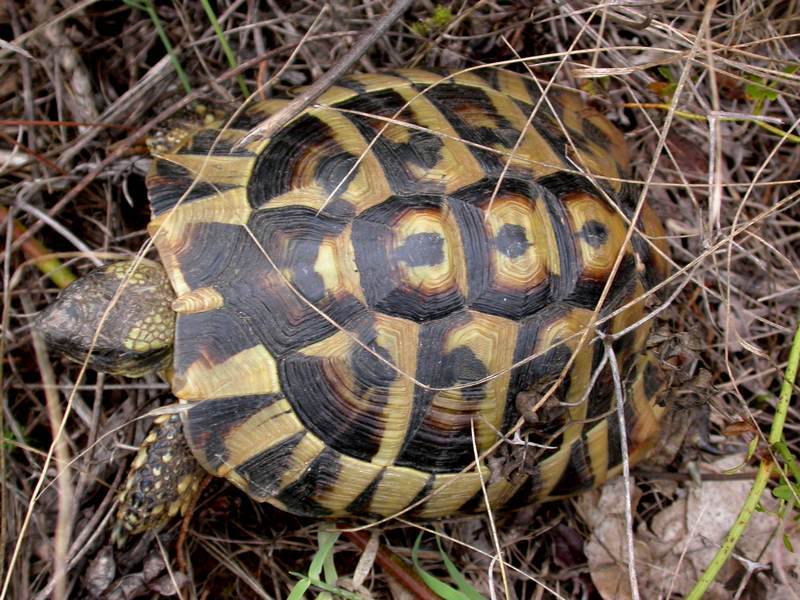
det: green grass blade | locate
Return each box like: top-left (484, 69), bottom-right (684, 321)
top-left (412, 532), bottom-right (470, 600)
top-left (123, 0), bottom-right (191, 95)
top-left (436, 537), bottom-right (487, 600)
top-left (199, 0), bottom-right (249, 98)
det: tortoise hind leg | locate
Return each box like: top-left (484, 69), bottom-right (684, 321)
top-left (113, 413), bottom-right (205, 546)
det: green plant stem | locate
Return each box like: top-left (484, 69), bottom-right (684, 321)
top-left (687, 318), bottom-right (800, 600)
top-left (624, 103), bottom-right (800, 144)
top-left (125, 0), bottom-right (192, 95)
top-left (199, 0), bottom-right (249, 98)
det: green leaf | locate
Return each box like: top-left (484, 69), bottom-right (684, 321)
top-left (322, 532), bottom-right (339, 587)
top-left (657, 66), bottom-right (675, 82)
top-left (288, 529), bottom-right (340, 599)
top-left (287, 577), bottom-right (311, 600)
top-left (773, 484), bottom-right (795, 503)
top-left (431, 5), bottom-right (454, 28)
top-left (745, 78), bottom-right (778, 102)
top-left (412, 533), bottom-right (470, 599)
top-left (310, 530), bottom-right (340, 579)
top-left (413, 4), bottom-right (455, 37)
top-left (746, 436), bottom-right (759, 461)
top-left (436, 537), bottom-right (487, 600)
top-left (784, 533), bottom-right (795, 553)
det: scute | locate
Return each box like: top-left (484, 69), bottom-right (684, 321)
top-left (147, 68), bottom-right (670, 518)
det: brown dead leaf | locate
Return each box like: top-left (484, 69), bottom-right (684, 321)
top-left (665, 132), bottom-right (708, 178)
top-left (637, 454), bottom-right (799, 598)
top-left (85, 546), bottom-right (115, 598)
top-left (578, 455), bottom-right (800, 599)
top-left (577, 478), bottom-right (650, 600)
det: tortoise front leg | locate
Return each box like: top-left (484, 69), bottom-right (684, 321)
top-left (112, 413), bottom-right (205, 545)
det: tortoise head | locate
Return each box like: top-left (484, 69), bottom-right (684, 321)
top-left (36, 261), bottom-right (176, 377)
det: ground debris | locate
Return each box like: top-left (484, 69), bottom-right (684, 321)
top-left (579, 455), bottom-right (800, 599)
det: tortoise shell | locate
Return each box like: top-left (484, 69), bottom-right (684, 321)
top-left (146, 69), bottom-right (670, 518)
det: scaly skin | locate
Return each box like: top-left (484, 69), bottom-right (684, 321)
top-left (36, 261), bottom-right (200, 542)
top-left (36, 261), bottom-right (175, 376)
top-left (113, 413), bottom-right (205, 545)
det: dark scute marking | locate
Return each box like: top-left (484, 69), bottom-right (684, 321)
top-left (335, 78), bottom-right (368, 94)
top-left (582, 118), bottom-right (613, 148)
top-left (519, 105), bottom-right (568, 161)
top-left (407, 475), bottom-right (435, 516)
top-left (612, 327), bottom-right (638, 366)
top-left (493, 126), bottom-right (524, 148)
top-left (227, 275), bottom-right (367, 357)
top-left (170, 221), bottom-right (250, 290)
top-left (413, 134), bottom-right (447, 169)
top-left (174, 308), bottom-right (259, 378)
top-left (419, 84), bottom-right (527, 174)
top-left (230, 109), bottom-right (271, 130)
top-left (396, 314), bottom-right (491, 473)
top-left (644, 360), bottom-right (665, 400)
top-left (177, 129), bottom-right (255, 157)
top-left (549, 436), bottom-right (595, 496)
top-left (568, 255), bottom-right (635, 311)
top-left (579, 220), bottom-right (608, 248)
top-left (243, 208), bottom-right (370, 355)
top-left (369, 283), bottom-right (464, 322)
top-left (506, 306), bottom-right (585, 438)
top-left (505, 467), bottom-right (542, 508)
top-left (536, 183), bottom-right (579, 302)
top-left (351, 342), bottom-right (398, 395)
top-left (448, 179), bottom-right (553, 320)
top-left (446, 187), bottom-right (491, 302)
top-left (237, 431), bottom-right (305, 498)
top-left (353, 195), bottom-right (464, 321)
top-left (345, 469), bottom-right (384, 516)
top-left (537, 171), bottom-right (613, 207)
top-left (148, 161), bottom-right (238, 215)
top-left (395, 232), bottom-right (445, 267)
top-left (275, 448), bottom-right (339, 517)
top-left (442, 346), bottom-right (489, 388)
top-left (495, 223), bottom-right (530, 258)
top-left (175, 216), bottom-right (368, 359)
top-left (336, 89), bottom-right (445, 195)
top-left (279, 320), bottom-right (395, 462)
top-left (287, 238), bottom-right (326, 303)
top-left (584, 369), bottom-right (615, 422)
top-left (246, 114), bottom-right (363, 218)
top-left (314, 152), bottom-right (358, 198)
top-left (184, 394), bottom-right (284, 471)
top-left (521, 77), bottom-right (549, 111)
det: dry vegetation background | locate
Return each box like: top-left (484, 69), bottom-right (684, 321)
top-left (1, 1), bottom-right (799, 599)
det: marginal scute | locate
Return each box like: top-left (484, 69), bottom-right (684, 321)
top-left (172, 286), bottom-right (224, 314)
top-left (416, 468), bottom-right (489, 518)
top-left (143, 68), bottom-right (671, 521)
top-left (174, 344), bottom-right (281, 400)
top-left (368, 465), bottom-right (429, 516)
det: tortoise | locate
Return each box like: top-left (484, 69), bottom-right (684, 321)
top-left (37, 68), bottom-right (672, 540)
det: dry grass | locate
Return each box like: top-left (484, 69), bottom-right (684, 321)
top-left (1, 1), bottom-right (799, 599)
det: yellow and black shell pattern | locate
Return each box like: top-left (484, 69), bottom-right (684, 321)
top-left (146, 69), bottom-right (671, 519)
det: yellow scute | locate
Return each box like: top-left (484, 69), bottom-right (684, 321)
top-left (174, 344), bottom-right (281, 400)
